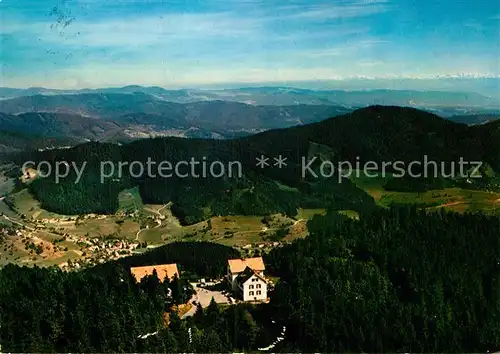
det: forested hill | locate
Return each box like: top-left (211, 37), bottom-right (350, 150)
top-left (0, 130), bottom-right (77, 158)
top-left (12, 105), bottom-right (500, 222)
top-left (242, 105), bottom-right (499, 168)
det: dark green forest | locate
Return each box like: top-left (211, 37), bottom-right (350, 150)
top-left (0, 130), bottom-right (76, 159)
top-left (114, 241), bottom-right (241, 279)
top-left (1, 207), bottom-right (500, 352)
top-left (265, 207), bottom-right (500, 352)
top-left (11, 106), bottom-right (500, 223)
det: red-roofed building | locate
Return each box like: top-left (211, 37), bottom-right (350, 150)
top-left (227, 257), bottom-right (267, 302)
top-left (130, 264), bottom-right (179, 283)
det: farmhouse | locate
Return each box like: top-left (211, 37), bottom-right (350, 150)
top-left (227, 257), bottom-right (268, 302)
top-left (130, 263), bottom-right (179, 283)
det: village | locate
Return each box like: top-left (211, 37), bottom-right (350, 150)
top-left (0, 188), bottom-right (301, 271)
top-left (0, 223), bottom-right (143, 269)
top-left (57, 235), bottom-right (141, 270)
top-left (0, 210), bottom-right (294, 273)
top-left (0, 167), bottom-right (313, 271)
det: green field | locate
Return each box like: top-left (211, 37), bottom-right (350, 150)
top-left (0, 200), bottom-right (17, 218)
top-left (181, 213), bottom-right (308, 247)
top-left (349, 169), bottom-right (393, 201)
top-left (0, 241), bottom-right (30, 267)
top-left (182, 215), bottom-right (268, 246)
top-left (137, 228), bottom-right (166, 244)
top-left (347, 169), bottom-right (500, 215)
top-left (0, 175), bottom-right (14, 197)
top-left (296, 208), bottom-right (326, 220)
top-left (379, 188), bottom-right (500, 213)
top-left (118, 187), bottom-right (144, 212)
top-left (338, 210), bottom-right (360, 220)
top-left (34, 251), bottom-right (82, 268)
top-left (351, 173), bottom-right (500, 215)
top-left (71, 218), bottom-right (141, 240)
top-left (378, 190), bottom-right (456, 208)
top-left (5, 189), bottom-right (64, 220)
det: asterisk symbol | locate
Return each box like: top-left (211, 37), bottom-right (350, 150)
top-left (274, 155), bottom-right (288, 168)
top-left (256, 155), bottom-right (270, 169)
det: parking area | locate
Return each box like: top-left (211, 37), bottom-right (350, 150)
top-left (182, 280), bottom-right (236, 318)
top-left (192, 282), bottom-right (231, 307)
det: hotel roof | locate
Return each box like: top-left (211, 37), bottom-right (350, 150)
top-left (228, 257), bottom-right (265, 273)
top-left (130, 263), bottom-right (179, 283)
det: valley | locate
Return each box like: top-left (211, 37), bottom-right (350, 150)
top-left (0, 181), bottom-right (325, 270)
top-left (2, 150), bottom-right (500, 270)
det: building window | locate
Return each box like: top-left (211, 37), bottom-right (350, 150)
top-left (249, 285), bottom-right (254, 289)
top-left (256, 290), bottom-right (261, 295)
top-left (256, 284), bottom-right (261, 289)
top-left (249, 291), bottom-right (254, 296)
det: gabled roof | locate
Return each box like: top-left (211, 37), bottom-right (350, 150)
top-left (130, 264), bottom-right (179, 283)
top-left (228, 257), bottom-right (265, 273)
top-left (237, 267), bottom-right (267, 286)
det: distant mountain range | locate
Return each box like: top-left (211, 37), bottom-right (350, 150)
top-left (0, 94), bottom-right (351, 143)
top-left (2, 86), bottom-right (499, 111)
top-left (0, 87), bottom-right (498, 153)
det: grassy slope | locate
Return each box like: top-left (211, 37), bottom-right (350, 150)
top-left (351, 172), bottom-right (500, 215)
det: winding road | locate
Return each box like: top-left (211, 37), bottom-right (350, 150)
top-left (181, 293), bottom-right (199, 319)
top-left (135, 202), bottom-right (171, 241)
top-left (212, 219), bottom-right (305, 242)
top-left (1, 214), bottom-right (35, 231)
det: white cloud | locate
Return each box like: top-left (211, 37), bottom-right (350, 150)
top-left (2, 12), bottom-right (262, 48)
top-left (282, 0), bottom-right (390, 20)
top-left (2, 0), bottom-right (392, 49)
top-left (357, 60), bottom-right (383, 67)
top-left (306, 39), bottom-right (387, 58)
top-left (5, 0), bottom-right (497, 88)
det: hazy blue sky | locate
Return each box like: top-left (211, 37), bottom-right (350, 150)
top-left (1, 0), bottom-right (499, 88)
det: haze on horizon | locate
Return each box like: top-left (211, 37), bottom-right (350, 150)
top-left (1, 0), bottom-right (499, 90)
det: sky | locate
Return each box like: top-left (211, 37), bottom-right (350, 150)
top-left (1, 0), bottom-right (499, 89)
